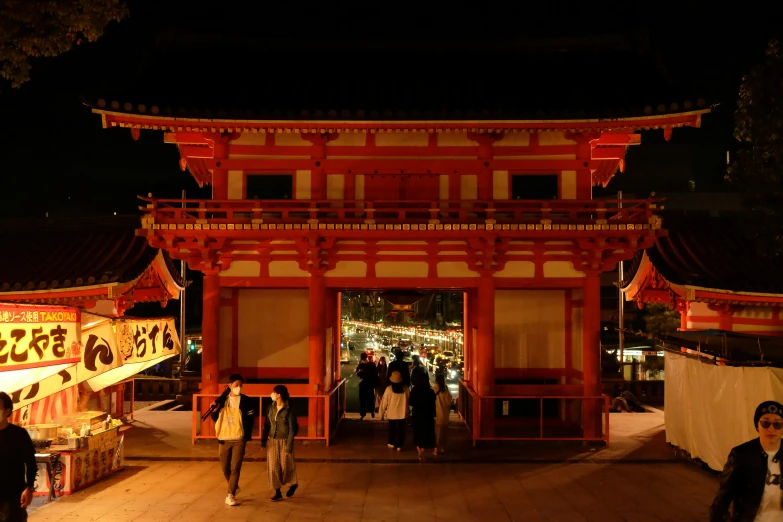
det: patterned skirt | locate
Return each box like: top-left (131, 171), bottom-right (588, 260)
top-left (267, 438), bottom-right (298, 489)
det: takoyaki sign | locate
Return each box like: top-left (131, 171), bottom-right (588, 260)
top-left (0, 305), bottom-right (81, 370)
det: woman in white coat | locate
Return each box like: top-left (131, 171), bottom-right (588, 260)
top-left (378, 371), bottom-right (410, 451)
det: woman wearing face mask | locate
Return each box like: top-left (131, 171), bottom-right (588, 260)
top-left (209, 374), bottom-right (255, 507)
top-left (261, 385), bottom-right (299, 501)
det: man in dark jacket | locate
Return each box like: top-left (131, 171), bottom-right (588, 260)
top-left (210, 374), bottom-right (256, 506)
top-left (388, 350), bottom-right (411, 388)
top-left (0, 391), bottom-right (36, 522)
top-left (710, 400), bottom-right (783, 521)
top-left (354, 352), bottom-right (379, 419)
top-left (410, 355), bottom-right (429, 387)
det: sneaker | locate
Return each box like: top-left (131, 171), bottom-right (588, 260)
top-left (271, 490), bottom-right (283, 502)
top-left (225, 494), bottom-right (237, 506)
top-left (387, 444), bottom-right (394, 449)
top-left (433, 449), bottom-right (438, 456)
top-left (286, 484), bottom-right (298, 498)
top-left (396, 447), bottom-right (401, 452)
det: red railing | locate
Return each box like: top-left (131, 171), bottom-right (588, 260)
top-left (457, 380), bottom-right (610, 445)
top-left (140, 196), bottom-right (660, 227)
top-left (191, 379), bottom-right (347, 446)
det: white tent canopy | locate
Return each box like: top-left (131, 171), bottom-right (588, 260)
top-left (665, 351), bottom-right (783, 471)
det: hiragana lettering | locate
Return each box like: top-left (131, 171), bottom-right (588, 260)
top-left (58, 369), bottom-right (72, 385)
top-left (147, 324), bottom-right (160, 355)
top-left (83, 334), bottom-right (114, 372)
top-left (50, 325), bottom-right (67, 357)
top-left (23, 383), bottom-right (39, 401)
top-left (29, 327), bottom-right (50, 359)
top-left (0, 334), bottom-right (7, 364)
top-left (162, 324), bottom-right (175, 351)
top-left (134, 326), bottom-right (147, 358)
top-left (9, 329), bottom-right (27, 363)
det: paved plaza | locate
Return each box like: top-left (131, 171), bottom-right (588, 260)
top-left (28, 459), bottom-right (717, 521)
top-left (27, 405), bottom-right (721, 521)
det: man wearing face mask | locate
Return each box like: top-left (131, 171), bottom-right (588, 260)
top-left (0, 391), bottom-right (36, 522)
top-left (210, 374), bottom-right (255, 506)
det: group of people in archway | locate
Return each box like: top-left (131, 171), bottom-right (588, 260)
top-left (354, 349), bottom-right (453, 459)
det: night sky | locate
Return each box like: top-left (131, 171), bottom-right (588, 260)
top-left (0, 3), bottom-right (781, 220)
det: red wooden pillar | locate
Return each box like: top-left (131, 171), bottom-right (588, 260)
top-left (309, 274), bottom-right (327, 437)
top-left (201, 271), bottom-right (220, 394)
top-left (463, 291), bottom-right (470, 382)
top-left (582, 273), bottom-right (602, 438)
top-left (335, 291), bottom-right (343, 385)
top-left (476, 276), bottom-right (495, 437)
top-left (212, 170), bottom-right (228, 199)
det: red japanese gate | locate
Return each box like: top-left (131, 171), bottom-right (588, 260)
top-left (93, 106), bottom-right (708, 443)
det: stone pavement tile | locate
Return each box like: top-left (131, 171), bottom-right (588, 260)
top-left (29, 461), bottom-right (719, 522)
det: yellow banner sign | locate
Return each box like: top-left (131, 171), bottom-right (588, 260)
top-left (0, 305), bottom-right (81, 370)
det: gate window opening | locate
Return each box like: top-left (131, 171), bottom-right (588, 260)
top-left (246, 174), bottom-right (293, 200)
top-left (339, 290), bottom-right (465, 415)
top-left (511, 174), bottom-right (559, 200)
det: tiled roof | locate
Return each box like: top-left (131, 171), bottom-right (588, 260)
top-left (86, 33), bottom-right (709, 122)
top-left (627, 215), bottom-right (783, 294)
top-left (0, 217), bottom-right (177, 293)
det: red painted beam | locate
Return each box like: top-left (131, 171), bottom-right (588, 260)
top-left (592, 133), bottom-right (642, 146)
top-left (200, 158), bottom-right (603, 171)
top-left (591, 147), bottom-right (628, 160)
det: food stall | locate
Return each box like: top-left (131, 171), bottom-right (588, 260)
top-left (0, 303), bottom-right (180, 496)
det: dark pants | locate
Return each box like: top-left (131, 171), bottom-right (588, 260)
top-left (0, 499), bottom-right (27, 522)
top-left (359, 384), bottom-right (375, 418)
top-left (218, 439), bottom-right (246, 495)
top-left (388, 419), bottom-right (406, 448)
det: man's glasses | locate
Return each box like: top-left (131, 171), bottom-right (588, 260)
top-left (760, 420), bottom-right (783, 430)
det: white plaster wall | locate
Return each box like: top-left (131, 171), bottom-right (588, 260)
top-left (326, 174), bottom-right (344, 200)
top-left (227, 170), bottom-right (243, 199)
top-left (493, 170), bottom-right (509, 200)
top-left (220, 261), bottom-right (261, 278)
top-left (493, 261), bottom-right (535, 278)
top-left (494, 290), bottom-right (566, 369)
top-left (460, 175), bottom-right (477, 200)
top-left (295, 170), bottom-right (311, 199)
top-left (439, 175), bottom-right (449, 200)
top-left (571, 307), bottom-right (583, 377)
top-left (561, 170), bottom-right (576, 200)
top-left (543, 261), bottom-right (584, 278)
top-left (375, 261), bottom-right (429, 277)
top-left (495, 132), bottom-right (530, 146)
top-left (437, 262), bottom-right (479, 278)
top-left (237, 289), bottom-right (309, 368)
top-left (325, 261), bottom-right (368, 278)
top-left (376, 133), bottom-right (429, 147)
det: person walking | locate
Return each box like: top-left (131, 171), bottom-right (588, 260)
top-left (375, 356), bottom-right (389, 413)
top-left (0, 391), bottom-right (36, 522)
top-left (433, 374), bottom-right (453, 456)
top-left (354, 352), bottom-right (378, 419)
top-left (261, 385), bottom-right (299, 502)
top-left (409, 373), bottom-right (436, 460)
top-left (209, 374), bottom-right (255, 507)
top-left (710, 400), bottom-right (783, 521)
top-left (388, 350), bottom-right (411, 388)
top-left (410, 355), bottom-right (428, 387)
top-left (378, 371), bottom-right (409, 451)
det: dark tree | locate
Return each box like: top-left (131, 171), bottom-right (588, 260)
top-left (726, 40), bottom-right (783, 254)
top-left (0, 0), bottom-right (128, 87)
